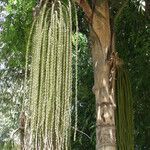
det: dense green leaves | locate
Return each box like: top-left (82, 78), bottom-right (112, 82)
top-left (0, 0), bottom-right (36, 144)
top-left (0, 0), bottom-right (36, 68)
top-left (71, 33), bottom-right (95, 149)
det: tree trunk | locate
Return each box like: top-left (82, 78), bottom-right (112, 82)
top-left (76, 0), bottom-right (116, 149)
top-left (90, 1), bottom-right (116, 150)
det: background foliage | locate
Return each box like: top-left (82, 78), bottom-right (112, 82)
top-left (0, 0), bottom-right (36, 146)
top-left (115, 1), bottom-right (150, 149)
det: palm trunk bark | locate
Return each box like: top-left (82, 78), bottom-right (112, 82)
top-left (90, 28), bottom-right (116, 150)
top-left (76, 0), bottom-right (116, 150)
top-left (90, 1), bottom-right (116, 149)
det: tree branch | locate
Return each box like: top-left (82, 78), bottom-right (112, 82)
top-left (75, 0), bottom-right (92, 22)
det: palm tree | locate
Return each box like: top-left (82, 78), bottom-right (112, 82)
top-left (23, 0), bottom-right (134, 150)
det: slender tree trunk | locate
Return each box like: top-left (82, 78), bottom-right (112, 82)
top-left (90, 31), bottom-right (116, 150)
top-left (76, 0), bottom-right (116, 150)
top-left (90, 1), bottom-right (116, 150)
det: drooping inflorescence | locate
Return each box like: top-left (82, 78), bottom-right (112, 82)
top-left (23, 1), bottom-right (78, 149)
top-left (115, 67), bottom-right (134, 150)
